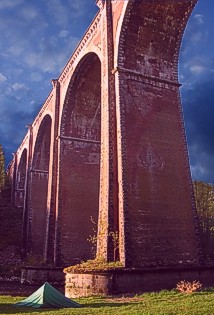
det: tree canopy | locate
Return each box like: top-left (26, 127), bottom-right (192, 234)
top-left (194, 180), bottom-right (214, 261)
top-left (0, 145), bottom-right (5, 190)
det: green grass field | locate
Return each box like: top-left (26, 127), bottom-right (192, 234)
top-left (1, 290), bottom-right (214, 315)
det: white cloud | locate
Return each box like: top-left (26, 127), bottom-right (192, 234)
top-left (45, 0), bottom-right (90, 27)
top-left (0, 73), bottom-right (7, 83)
top-left (67, 0), bottom-right (93, 17)
top-left (189, 64), bottom-right (207, 75)
top-left (182, 56), bottom-right (214, 78)
top-left (194, 14), bottom-right (204, 25)
top-left (7, 39), bottom-right (28, 57)
top-left (25, 52), bottom-right (55, 72)
top-left (191, 163), bottom-right (206, 179)
top-left (24, 35), bottom-right (79, 73)
top-left (0, 0), bottom-right (23, 9)
top-left (18, 5), bottom-right (39, 20)
top-left (46, 0), bottom-right (69, 28)
top-left (59, 30), bottom-right (69, 39)
top-left (190, 151), bottom-right (214, 183)
top-left (190, 31), bottom-right (204, 44)
top-left (181, 81), bottom-right (195, 91)
top-left (12, 82), bottom-right (27, 91)
top-left (31, 72), bottom-right (43, 82)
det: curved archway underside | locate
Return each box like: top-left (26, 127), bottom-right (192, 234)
top-left (119, 0), bottom-right (196, 80)
top-left (15, 148), bottom-right (27, 208)
top-left (59, 53), bottom-right (101, 264)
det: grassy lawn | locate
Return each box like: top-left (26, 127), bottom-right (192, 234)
top-left (0, 290), bottom-right (214, 315)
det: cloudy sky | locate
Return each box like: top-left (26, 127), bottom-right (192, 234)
top-left (0, 0), bottom-right (213, 184)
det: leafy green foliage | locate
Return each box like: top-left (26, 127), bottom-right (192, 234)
top-left (194, 181), bottom-right (214, 260)
top-left (87, 216), bottom-right (119, 261)
top-left (87, 216), bottom-right (98, 256)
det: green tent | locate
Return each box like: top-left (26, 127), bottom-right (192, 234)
top-left (14, 282), bottom-right (81, 309)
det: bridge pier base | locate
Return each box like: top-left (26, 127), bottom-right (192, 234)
top-left (65, 266), bottom-right (214, 298)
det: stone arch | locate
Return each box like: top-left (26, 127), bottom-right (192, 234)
top-left (115, 0), bottom-right (199, 267)
top-left (59, 52), bottom-right (101, 264)
top-left (29, 114), bottom-right (52, 256)
top-left (117, 0), bottom-right (196, 80)
top-left (15, 148), bottom-right (27, 208)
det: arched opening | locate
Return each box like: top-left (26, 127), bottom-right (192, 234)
top-left (29, 115), bottom-right (52, 257)
top-left (116, 1), bottom-right (199, 267)
top-left (59, 53), bottom-right (101, 264)
top-left (15, 148), bottom-right (27, 208)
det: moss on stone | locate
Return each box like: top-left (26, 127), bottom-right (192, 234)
top-left (64, 257), bottom-right (123, 273)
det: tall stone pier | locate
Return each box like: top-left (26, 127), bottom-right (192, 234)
top-left (96, 0), bottom-right (201, 269)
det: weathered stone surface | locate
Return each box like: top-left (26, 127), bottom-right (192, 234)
top-left (65, 272), bottom-right (111, 298)
top-left (65, 266), bottom-right (214, 297)
top-left (21, 267), bottom-right (64, 285)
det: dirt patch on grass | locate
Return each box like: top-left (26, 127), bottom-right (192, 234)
top-left (105, 297), bottom-right (144, 303)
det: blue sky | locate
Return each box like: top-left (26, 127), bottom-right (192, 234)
top-left (0, 0), bottom-right (213, 184)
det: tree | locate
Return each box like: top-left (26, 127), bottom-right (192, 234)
top-left (194, 180), bottom-right (214, 261)
top-left (0, 144), bottom-right (5, 190)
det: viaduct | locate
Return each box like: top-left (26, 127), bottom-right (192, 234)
top-left (9, 0), bottom-right (201, 269)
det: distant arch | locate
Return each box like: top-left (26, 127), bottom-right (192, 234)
top-left (28, 115), bottom-right (52, 256)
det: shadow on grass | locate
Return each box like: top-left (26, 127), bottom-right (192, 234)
top-left (0, 301), bottom-right (138, 314)
top-left (0, 305), bottom-right (56, 314)
top-left (0, 305), bottom-right (42, 314)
